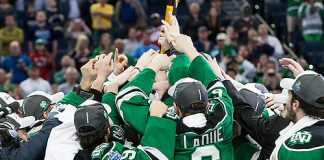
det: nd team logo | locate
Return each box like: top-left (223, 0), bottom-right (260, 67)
top-left (288, 131), bottom-right (312, 146)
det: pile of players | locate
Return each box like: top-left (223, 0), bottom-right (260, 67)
top-left (0, 13), bottom-right (324, 160)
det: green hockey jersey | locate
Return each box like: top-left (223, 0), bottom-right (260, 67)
top-left (102, 92), bottom-right (124, 126)
top-left (59, 91), bottom-right (86, 107)
top-left (91, 116), bottom-right (176, 160)
top-left (172, 55), bottom-right (234, 160)
top-left (231, 108), bottom-right (272, 160)
top-left (277, 120), bottom-right (324, 160)
top-left (232, 136), bottom-right (260, 160)
top-left (116, 55), bottom-right (234, 159)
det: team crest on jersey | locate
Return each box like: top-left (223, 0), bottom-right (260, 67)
top-left (92, 143), bottom-right (122, 160)
top-left (288, 131), bottom-right (312, 146)
top-left (165, 111), bottom-right (180, 120)
top-left (107, 151), bottom-right (121, 160)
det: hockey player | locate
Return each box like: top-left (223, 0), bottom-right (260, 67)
top-left (270, 70), bottom-right (324, 159)
top-left (116, 15), bottom-right (234, 159)
top-left (73, 99), bottom-right (176, 160)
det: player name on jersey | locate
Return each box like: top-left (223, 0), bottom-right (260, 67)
top-left (182, 126), bottom-right (224, 148)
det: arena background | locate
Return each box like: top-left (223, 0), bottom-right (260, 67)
top-left (0, 0), bottom-right (323, 98)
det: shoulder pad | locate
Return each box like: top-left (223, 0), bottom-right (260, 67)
top-left (285, 121), bottom-right (324, 150)
top-left (92, 142), bottom-right (123, 160)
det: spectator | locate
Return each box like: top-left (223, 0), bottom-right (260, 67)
top-left (20, 67), bottom-right (52, 97)
top-left (90, 0), bottom-right (114, 47)
top-left (28, 10), bottom-right (58, 56)
top-left (53, 55), bottom-right (75, 84)
top-left (15, 0), bottom-right (24, 13)
top-left (210, 32), bottom-right (226, 60)
top-left (80, 0), bottom-right (96, 29)
top-left (69, 34), bottom-right (91, 69)
top-left (226, 68), bottom-right (238, 81)
top-left (60, 0), bottom-right (82, 20)
top-left (30, 39), bottom-right (55, 80)
top-left (182, 2), bottom-right (207, 41)
top-left (15, 0), bottom-right (26, 27)
top-left (226, 61), bottom-right (249, 83)
top-left (259, 60), bottom-right (281, 93)
top-left (0, 0), bottom-right (15, 27)
top-left (246, 29), bottom-right (274, 63)
top-left (287, 0), bottom-right (302, 43)
top-left (0, 69), bottom-right (14, 92)
top-left (247, 29), bottom-right (260, 45)
top-left (2, 41), bottom-right (31, 84)
top-left (258, 24), bottom-right (284, 58)
top-left (46, 0), bottom-right (65, 39)
top-left (89, 33), bottom-right (112, 58)
top-left (34, 0), bottom-right (49, 11)
top-left (0, 14), bottom-right (24, 56)
top-left (235, 45), bottom-right (256, 81)
top-left (210, 0), bottom-right (230, 25)
top-left (256, 53), bottom-right (269, 78)
top-left (132, 31), bottom-right (159, 59)
top-left (124, 27), bottom-right (140, 55)
top-left (113, 37), bottom-right (135, 65)
top-left (113, 38), bottom-right (124, 53)
top-left (24, 3), bottom-right (37, 32)
top-left (51, 83), bottom-right (58, 94)
top-left (207, 6), bottom-right (225, 42)
top-left (148, 13), bottom-right (162, 47)
top-left (185, 0), bottom-right (204, 7)
top-left (115, 0), bottom-right (146, 36)
top-left (231, 5), bottom-right (258, 44)
top-left (210, 0), bottom-right (221, 14)
top-left (298, 0), bottom-right (324, 42)
top-left (58, 67), bottom-right (79, 94)
top-left (10, 85), bottom-right (24, 100)
top-left (225, 26), bottom-right (239, 48)
top-left (209, 33), bottom-right (235, 62)
top-left (66, 19), bottom-right (92, 50)
top-left (194, 26), bottom-right (214, 53)
top-left (255, 54), bottom-right (280, 91)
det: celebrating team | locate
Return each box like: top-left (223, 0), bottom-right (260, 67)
top-left (0, 13), bottom-right (324, 160)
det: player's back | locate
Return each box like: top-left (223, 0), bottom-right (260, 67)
top-left (172, 100), bottom-right (234, 160)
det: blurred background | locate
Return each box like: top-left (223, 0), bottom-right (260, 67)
top-left (0, 0), bottom-right (323, 99)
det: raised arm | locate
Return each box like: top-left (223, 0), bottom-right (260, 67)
top-left (102, 66), bottom-right (137, 126)
top-left (116, 51), bottom-right (174, 134)
top-left (92, 101), bottom-right (176, 160)
top-left (221, 79), bottom-right (290, 158)
top-left (59, 58), bottom-right (98, 106)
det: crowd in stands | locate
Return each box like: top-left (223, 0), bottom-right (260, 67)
top-left (0, 0), bottom-right (323, 99)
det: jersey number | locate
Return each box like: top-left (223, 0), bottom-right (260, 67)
top-left (212, 89), bottom-right (223, 98)
top-left (121, 150), bottom-right (136, 159)
top-left (192, 145), bottom-right (220, 160)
